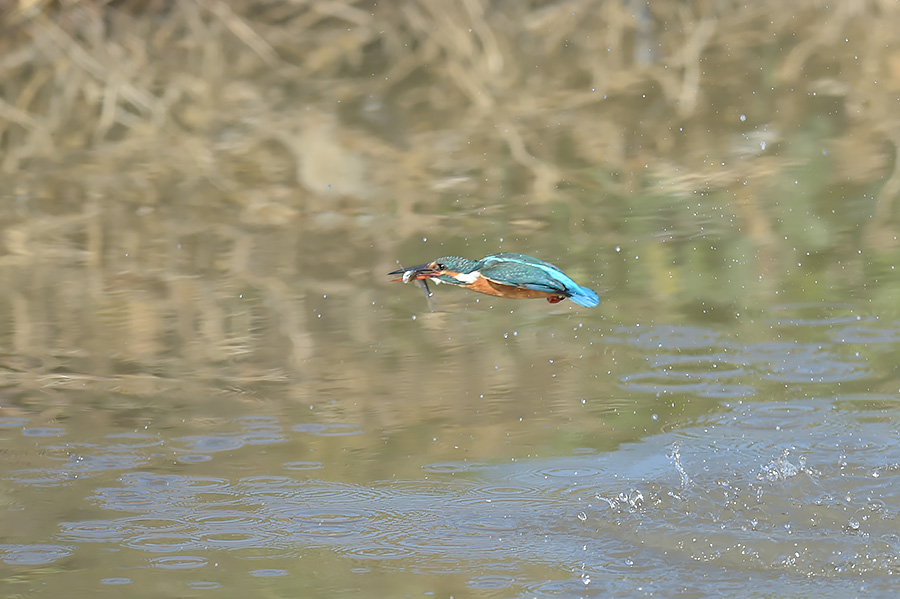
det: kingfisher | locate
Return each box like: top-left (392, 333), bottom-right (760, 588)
top-left (389, 252), bottom-right (600, 307)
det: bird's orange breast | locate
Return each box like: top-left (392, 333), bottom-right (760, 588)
top-left (462, 277), bottom-right (563, 301)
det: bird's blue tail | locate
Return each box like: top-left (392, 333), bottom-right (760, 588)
top-left (569, 286), bottom-right (600, 308)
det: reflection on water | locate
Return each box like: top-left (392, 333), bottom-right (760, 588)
top-left (3, 1), bottom-right (900, 597)
top-left (613, 311), bottom-right (875, 398)
top-left (2, 312), bottom-right (900, 596)
top-left (4, 391), bottom-right (900, 595)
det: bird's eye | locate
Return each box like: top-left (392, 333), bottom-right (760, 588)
top-left (435, 263), bottom-right (445, 270)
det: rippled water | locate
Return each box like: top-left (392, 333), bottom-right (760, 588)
top-left (4, 4), bottom-right (900, 595)
top-left (2, 301), bottom-right (899, 597)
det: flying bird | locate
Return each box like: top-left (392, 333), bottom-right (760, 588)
top-left (389, 252), bottom-right (599, 307)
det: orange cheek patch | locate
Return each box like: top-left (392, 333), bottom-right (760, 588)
top-left (464, 277), bottom-right (563, 301)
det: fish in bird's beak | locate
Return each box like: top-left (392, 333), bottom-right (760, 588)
top-left (389, 262), bottom-right (439, 299)
top-left (388, 262), bottom-right (439, 283)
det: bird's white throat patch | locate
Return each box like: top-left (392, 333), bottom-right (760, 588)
top-left (453, 271), bottom-right (480, 284)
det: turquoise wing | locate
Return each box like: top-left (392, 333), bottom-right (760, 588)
top-left (479, 259), bottom-right (569, 294)
top-left (479, 253), bottom-right (600, 307)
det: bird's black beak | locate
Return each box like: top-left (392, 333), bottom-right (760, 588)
top-left (388, 262), bottom-right (439, 283)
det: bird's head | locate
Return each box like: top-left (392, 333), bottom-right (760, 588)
top-left (388, 256), bottom-right (479, 286)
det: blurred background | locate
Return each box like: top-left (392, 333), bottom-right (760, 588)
top-left (2, 0), bottom-right (900, 597)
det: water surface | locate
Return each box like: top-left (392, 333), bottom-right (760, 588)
top-left (2, 2), bottom-right (900, 597)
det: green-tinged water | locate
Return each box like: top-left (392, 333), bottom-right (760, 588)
top-left (2, 1), bottom-right (900, 597)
